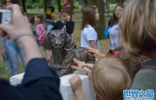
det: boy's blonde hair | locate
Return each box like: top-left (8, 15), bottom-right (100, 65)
top-left (120, 0), bottom-right (156, 57)
top-left (91, 56), bottom-right (132, 100)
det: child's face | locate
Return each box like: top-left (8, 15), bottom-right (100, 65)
top-left (61, 13), bottom-right (69, 22)
top-left (95, 8), bottom-right (99, 21)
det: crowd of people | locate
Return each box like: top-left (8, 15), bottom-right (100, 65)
top-left (0, 0), bottom-right (156, 100)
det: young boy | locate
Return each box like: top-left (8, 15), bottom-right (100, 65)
top-left (69, 56), bottom-right (133, 100)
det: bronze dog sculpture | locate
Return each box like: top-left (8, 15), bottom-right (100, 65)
top-left (43, 30), bottom-right (95, 76)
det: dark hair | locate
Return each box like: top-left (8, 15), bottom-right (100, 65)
top-left (61, 8), bottom-right (72, 20)
top-left (5, 0), bottom-right (20, 5)
top-left (110, 3), bottom-right (124, 27)
top-left (81, 5), bottom-right (97, 29)
top-left (36, 15), bottom-right (44, 24)
top-left (30, 16), bottom-right (35, 25)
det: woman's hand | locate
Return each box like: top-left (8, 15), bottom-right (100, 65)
top-left (87, 47), bottom-right (105, 59)
top-left (0, 4), bottom-right (42, 64)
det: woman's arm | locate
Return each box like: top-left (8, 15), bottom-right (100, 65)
top-left (0, 4), bottom-right (62, 100)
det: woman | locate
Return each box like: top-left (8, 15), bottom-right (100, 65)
top-left (120, 0), bottom-right (156, 96)
top-left (0, 4), bottom-right (62, 100)
top-left (1, 0), bottom-right (26, 76)
top-left (108, 3), bottom-right (124, 54)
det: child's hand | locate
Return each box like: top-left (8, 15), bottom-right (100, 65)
top-left (69, 75), bottom-right (83, 93)
top-left (71, 58), bottom-right (93, 76)
top-left (38, 36), bottom-right (41, 40)
top-left (71, 58), bottom-right (88, 73)
top-left (69, 75), bottom-right (86, 100)
top-left (84, 67), bottom-right (92, 78)
top-left (67, 15), bottom-right (71, 21)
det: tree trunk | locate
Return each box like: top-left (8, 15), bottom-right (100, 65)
top-left (58, 0), bottom-right (61, 12)
top-left (88, 0), bottom-right (105, 39)
top-left (21, 0), bottom-right (27, 13)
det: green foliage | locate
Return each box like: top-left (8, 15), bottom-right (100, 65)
top-left (109, 0), bottom-right (124, 3)
top-left (26, 0), bottom-right (44, 9)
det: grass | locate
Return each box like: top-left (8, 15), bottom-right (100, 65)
top-left (0, 19), bottom-right (110, 81)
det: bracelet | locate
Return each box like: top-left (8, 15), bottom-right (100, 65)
top-left (12, 34), bottom-right (34, 42)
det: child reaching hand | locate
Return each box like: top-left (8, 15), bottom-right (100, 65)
top-left (69, 56), bottom-right (133, 100)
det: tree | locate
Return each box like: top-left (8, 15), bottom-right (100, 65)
top-left (21, 0), bottom-right (27, 13)
top-left (88, 0), bottom-right (105, 39)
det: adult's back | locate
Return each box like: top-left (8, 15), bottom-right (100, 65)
top-left (130, 57), bottom-right (156, 99)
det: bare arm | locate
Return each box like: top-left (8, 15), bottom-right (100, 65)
top-left (40, 30), bottom-right (46, 37)
top-left (75, 90), bottom-right (86, 100)
top-left (89, 40), bottom-right (97, 49)
top-left (69, 75), bottom-right (86, 100)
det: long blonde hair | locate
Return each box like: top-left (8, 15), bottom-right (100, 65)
top-left (91, 56), bottom-right (132, 100)
top-left (120, 0), bottom-right (156, 57)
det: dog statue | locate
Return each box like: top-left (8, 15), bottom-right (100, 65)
top-left (43, 30), bottom-right (95, 76)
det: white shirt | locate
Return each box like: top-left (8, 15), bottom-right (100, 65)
top-left (80, 25), bottom-right (100, 50)
top-left (109, 24), bottom-right (120, 50)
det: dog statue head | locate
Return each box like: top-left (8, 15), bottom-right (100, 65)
top-left (43, 30), bottom-right (75, 51)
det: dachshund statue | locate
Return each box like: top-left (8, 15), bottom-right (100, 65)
top-left (43, 30), bottom-right (95, 76)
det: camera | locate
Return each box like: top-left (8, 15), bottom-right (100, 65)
top-left (0, 9), bottom-right (12, 25)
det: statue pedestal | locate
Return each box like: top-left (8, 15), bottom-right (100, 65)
top-left (10, 71), bottom-right (96, 100)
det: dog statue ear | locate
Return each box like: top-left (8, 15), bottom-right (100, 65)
top-left (64, 32), bottom-right (76, 51)
top-left (42, 33), bottom-right (52, 50)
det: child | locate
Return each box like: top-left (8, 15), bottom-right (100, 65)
top-left (35, 15), bottom-right (51, 60)
top-left (81, 5), bottom-right (100, 50)
top-left (52, 8), bottom-right (74, 38)
top-left (35, 15), bottom-right (46, 45)
top-left (69, 56), bottom-right (133, 100)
